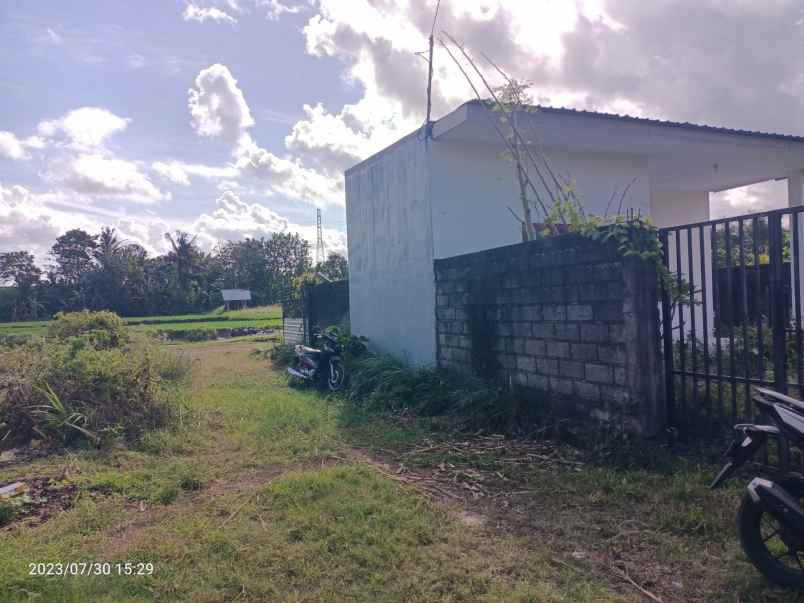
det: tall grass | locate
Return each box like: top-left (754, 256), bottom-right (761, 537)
top-left (344, 355), bottom-right (537, 431)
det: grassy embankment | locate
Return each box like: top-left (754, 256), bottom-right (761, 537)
top-left (0, 305), bottom-right (282, 338)
top-left (0, 338), bottom-right (799, 601)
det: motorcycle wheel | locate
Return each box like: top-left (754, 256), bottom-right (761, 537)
top-left (327, 358), bottom-right (345, 391)
top-left (738, 479), bottom-right (804, 588)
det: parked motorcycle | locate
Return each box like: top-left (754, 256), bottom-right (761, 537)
top-left (711, 386), bottom-right (804, 587)
top-left (286, 326), bottom-right (346, 391)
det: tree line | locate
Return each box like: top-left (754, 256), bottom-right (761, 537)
top-left (0, 227), bottom-right (348, 321)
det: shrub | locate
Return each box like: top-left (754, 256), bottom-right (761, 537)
top-left (47, 310), bottom-right (129, 349)
top-left (344, 354), bottom-right (532, 431)
top-left (270, 343), bottom-right (296, 368)
top-left (324, 326), bottom-right (368, 365)
top-left (0, 332), bottom-right (181, 447)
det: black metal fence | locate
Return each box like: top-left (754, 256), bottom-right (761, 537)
top-left (660, 206), bottom-right (804, 470)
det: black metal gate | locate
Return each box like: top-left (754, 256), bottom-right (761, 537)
top-left (660, 206), bottom-right (804, 468)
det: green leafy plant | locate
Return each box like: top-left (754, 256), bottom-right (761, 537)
top-left (28, 383), bottom-right (99, 445)
top-left (269, 343), bottom-right (296, 368)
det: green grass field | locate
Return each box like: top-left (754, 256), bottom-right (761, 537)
top-left (0, 305), bottom-right (282, 338)
top-left (0, 339), bottom-right (799, 601)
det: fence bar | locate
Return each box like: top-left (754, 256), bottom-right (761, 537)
top-left (699, 224), bottom-right (712, 422)
top-left (660, 231), bottom-right (676, 428)
top-left (686, 226), bottom-right (699, 419)
top-left (752, 218), bottom-right (764, 424)
top-left (739, 219), bottom-right (751, 421)
top-left (794, 214), bottom-right (803, 399)
top-left (675, 230), bottom-right (687, 432)
top-left (712, 223), bottom-right (725, 428)
top-left (725, 221), bottom-right (738, 426)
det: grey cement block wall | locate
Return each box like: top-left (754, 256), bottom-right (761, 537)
top-left (434, 233), bottom-right (665, 436)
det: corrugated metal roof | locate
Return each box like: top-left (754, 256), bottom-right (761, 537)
top-left (466, 99), bottom-right (804, 144)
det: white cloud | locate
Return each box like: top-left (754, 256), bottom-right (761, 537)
top-left (38, 107), bottom-right (130, 148)
top-left (128, 53), bottom-right (146, 69)
top-left (188, 64), bottom-right (255, 144)
top-left (0, 131), bottom-right (29, 160)
top-left (45, 28), bottom-right (62, 45)
top-left (258, 0), bottom-right (304, 20)
top-left (710, 180), bottom-right (788, 219)
top-left (188, 63), bottom-right (344, 205)
top-left (55, 153), bottom-right (167, 203)
top-left (236, 136), bottom-right (344, 206)
top-left (192, 190), bottom-right (346, 254)
top-left (0, 131), bottom-right (46, 161)
top-left (152, 160), bottom-right (239, 186)
top-left (183, 3), bottom-right (238, 24)
top-left (0, 182), bottom-right (171, 261)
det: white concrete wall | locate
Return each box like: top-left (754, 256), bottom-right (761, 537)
top-left (345, 134), bottom-right (436, 364)
top-left (429, 140), bottom-right (651, 258)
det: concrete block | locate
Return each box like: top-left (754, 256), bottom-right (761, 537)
top-left (580, 323), bottom-right (609, 342)
top-left (509, 337), bottom-right (526, 355)
top-left (537, 357), bottom-right (559, 375)
top-left (570, 343), bottom-right (598, 361)
top-left (566, 304), bottom-right (593, 321)
top-left (436, 307), bottom-right (454, 321)
top-left (597, 344), bottom-right (625, 365)
top-left (527, 373), bottom-right (549, 390)
top-left (532, 323), bottom-right (554, 339)
top-left (585, 363), bottom-right (613, 384)
top-left (525, 338), bottom-right (546, 356)
top-left (559, 360), bottom-right (584, 379)
top-left (512, 322), bottom-right (532, 337)
top-left (574, 381), bottom-right (600, 401)
top-left (542, 305), bottom-right (566, 321)
top-left (553, 323), bottom-right (580, 341)
top-left (546, 341), bottom-right (570, 358)
top-left (550, 377), bottom-right (574, 396)
top-left (517, 356), bottom-right (537, 372)
top-left (594, 301), bottom-right (623, 322)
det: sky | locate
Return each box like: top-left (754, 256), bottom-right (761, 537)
top-left (2, 0), bottom-right (804, 263)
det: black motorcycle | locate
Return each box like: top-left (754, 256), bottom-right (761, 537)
top-left (286, 326), bottom-right (346, 391)
top-left (711, 386), bottom-right (804, 587)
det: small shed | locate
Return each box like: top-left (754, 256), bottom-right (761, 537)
top-left (221, 289), bottom-right (251, 310)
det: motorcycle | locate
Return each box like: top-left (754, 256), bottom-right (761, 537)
top-left (286, 326), bottom-right (346, 391)
top-left (711, 386), bottom-right (804, 588)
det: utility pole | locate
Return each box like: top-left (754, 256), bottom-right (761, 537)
top-left (419, 0), bottom-right (441, 138)
top-left (315, 208), bottom-right (325, 266)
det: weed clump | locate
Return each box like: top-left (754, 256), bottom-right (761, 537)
top-left (269, 343), bottom-right (296, 368)
top-left (0, 311), bottom-right (183, 448)
top-left (0, 501), bottom-right (14, 526)
top-left (345, 355), bottom-right (534, 431)
top-left (46, 310), bottom-right (129, 349)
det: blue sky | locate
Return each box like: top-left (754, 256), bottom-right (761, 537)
top-left (2, 1), bottom-right (804, 261)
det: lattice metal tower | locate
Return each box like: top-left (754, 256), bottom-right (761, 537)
top-left (315, 208), bottom-right (326, 265)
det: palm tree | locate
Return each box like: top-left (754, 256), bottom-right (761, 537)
top-left (95, 227), bottom-right (125, 269)
top-left (165, 231), bottom-right (200, 309)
